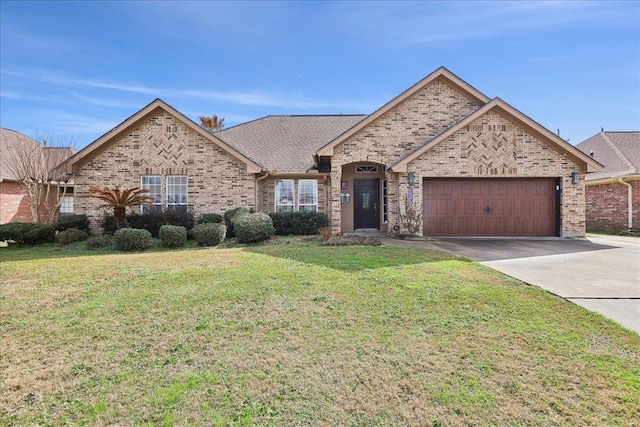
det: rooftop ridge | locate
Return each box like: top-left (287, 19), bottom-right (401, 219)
top-left (600, 131), bottom-right (636, 174)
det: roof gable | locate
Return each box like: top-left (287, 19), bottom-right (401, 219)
top-left (390, 98), bottom-right (603, 173)
top-left (63, 99), bottom-right (262, 174)
top-left (316, 67), bottom-right (491, 157)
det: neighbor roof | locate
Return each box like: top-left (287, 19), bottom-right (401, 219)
top-left (576, 131), bottom-right (640, 181)
top-left (216, 115), bottom-right (366, 174)
top-left (0, 128), bottom-right (42, 181)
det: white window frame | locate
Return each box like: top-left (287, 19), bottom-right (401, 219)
top-left (298, 179), bottom-right (318, 212)
top-left (382, 180), bottom-right (388, 223)
top-left (60, 195), bottom-right (74, 216)
top-left (141, 175), bottom-right (162, 213)
top-left (275, 179), bottom-right (295, 213)
top-left (166, 175), bottom-right (188, 212)
top-left (356, 165), bottom-right (378, 173)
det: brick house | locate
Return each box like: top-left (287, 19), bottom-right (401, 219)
top-left (63, 67), bottom-right (601, 237)
top-left (576, 131), bottom-right (639, 231)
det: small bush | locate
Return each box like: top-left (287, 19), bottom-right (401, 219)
top-left (0, 222), bottom-right (57, 245)
top-left (100, 213), bottom-right (118, 236)
top-left (114, 228), bottom-right (153, 252)
top-left (269, 212), bottom-right (330, 236)
top-left (86, 236), bottom-right (113, 250)
top-left (56, 228), bottom-right (89, 245)
top-left (158, 225), bottom-right (187, 248)
top-left (197, 213), bottom-right (223, 224)
top-left (56, 214), bottom-right (91, 233)
top-left (127, 210), bottom-right (195, 237)
top-left (319, 226), bottom-right (332, 241)
top-left (233, 213), bottom-right (274, 244)
top-left (193, 223), bottom-right (226, 247)
top-left (224, 207), bottom-right (252, 238)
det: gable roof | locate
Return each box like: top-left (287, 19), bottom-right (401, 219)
top-left (216, 115), bottom-right (366, 174)
top-left (62, 98), bottom-right (262, 174)
top-left (316, 66), bottom-right (491, 157)
top-left (575, 131), bottom-right (640, 181)
top-left (389, 98), bottom-right (603, 173)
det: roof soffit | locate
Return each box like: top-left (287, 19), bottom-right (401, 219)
top-left (63, 99), bottom-right (262, 174)
top-left (389, 98), bottom-right (603, 173)
top-left (316, 67), bottom-right (491, 157)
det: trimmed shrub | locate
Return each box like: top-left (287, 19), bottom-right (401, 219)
top-left (56, 214), bottom-right (91, 233)
top-left (233, 213), bottom-right (274, 244)
top-left (86, 236), bottom-right (113, 250)
top-left (100, 213), bottom-right (118, 236)
top-left (0, 222), bottom-right (57, 245)
top-left (101, 210), bottom-right (195, 237)
top-left (193, 223), bottom-right (226, 247)
top-left (127, 210), bottom-right (195, 237)
top-left (114, 228), bottom-right (153, 252)
top-left (224, 207), bottom-right (252, 238)
top-left (269, 212), bottom-right (330, 236)
top-left (56, 228), bottom-right (89, 245)
top-left (197, 213), bottom-right (223, 224)
top-left (158, 225), bottom-right (187, 248)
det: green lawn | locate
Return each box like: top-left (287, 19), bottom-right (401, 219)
top-left (1, 240), bottom-right (638, 426)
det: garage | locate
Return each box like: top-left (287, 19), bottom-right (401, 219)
top-left (423, 178), bottom-right (559, 237)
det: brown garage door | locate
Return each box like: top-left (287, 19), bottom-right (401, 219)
top-left (423, 179), bottom-right (558, 236)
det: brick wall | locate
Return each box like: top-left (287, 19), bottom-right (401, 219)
top-left (330, 77), bottom-right (481, 232)
top-left (73, 110), bottom-right (256, 232)
top-left (329, 76), bottom-right (586, 236)
top-left (0, 181), bottom-right (61, 224)
top-left (406, 110), bottom-right (584, 237)
top-left (0, 181), bottom-right (33, 223)
top-left (585, 180), bottom-right (640, 231)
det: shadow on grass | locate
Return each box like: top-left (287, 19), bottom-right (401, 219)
top-left (242, 242), bottom-right (467, 272)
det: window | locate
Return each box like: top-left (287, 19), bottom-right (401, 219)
top-left (382, 180), bottom-right (388, 223)
top-left (298, 180), bottom-right (318, 212)
top-left (356, 165), bottom-right (378, 173)
top-left (166, 176), bottom-right (188, 212)
top-left (60, 196), bottom-right (74, 216)
top-left (275, 179), bottom-right (295, 212)
top-left (141, 176), bottom-right (162, 213)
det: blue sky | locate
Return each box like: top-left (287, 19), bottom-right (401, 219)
top-left (1, 1), bottom-right (638, 149)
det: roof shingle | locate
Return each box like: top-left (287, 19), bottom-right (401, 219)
top-left (216, 115), bottom-right (366, 173)
top-left (576, 131), bottom-right (640, 180)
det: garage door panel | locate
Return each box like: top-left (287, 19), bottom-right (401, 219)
top-left (423, 178), bottom-right (557, 236)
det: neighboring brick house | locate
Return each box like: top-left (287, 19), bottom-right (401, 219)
top-left (62, 67), bottom-right (601, 237)
top-left (1, 129), bottom-right (45, 223)
top-left (576, 131), bottom-right (640, 231)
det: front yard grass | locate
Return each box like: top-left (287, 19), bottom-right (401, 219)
top-left (1, 241), bottom-right (639, 426)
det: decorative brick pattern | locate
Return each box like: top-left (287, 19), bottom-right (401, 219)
top-left (406, 111), bottom-right (585, 236)
top-left (585, 180), bottom-right (640, 231)
top-left (330, 77), bottom-right (481, 233)
top-left (73, 111), bottom-right (255, 231)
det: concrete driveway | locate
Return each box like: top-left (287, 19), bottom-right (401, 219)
top-left (380, 235), bottom-right (640, 334)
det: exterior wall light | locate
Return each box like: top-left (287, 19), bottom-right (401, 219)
top-left (571, 172), bottom-right (579, 185)
top-left (407, 171), bottom-right (416, 185)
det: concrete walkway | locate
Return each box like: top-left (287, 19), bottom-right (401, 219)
top-left (380, 235), bottom-right (640, 334)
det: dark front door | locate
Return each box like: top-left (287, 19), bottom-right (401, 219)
top-left (354, 178), bottom-right (380, 230)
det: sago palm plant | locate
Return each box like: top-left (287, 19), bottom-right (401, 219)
top-left (86, 186), bottom-right (152, 229)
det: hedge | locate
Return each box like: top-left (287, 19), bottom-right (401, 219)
top-left (233, 213), bottom-right (274, 244)
top-left (193, 223), bottom-right (226, 247)
top-left (114, 228), bottom-right (153, 252)
top-left (269, 211), bottom-right (330, 236)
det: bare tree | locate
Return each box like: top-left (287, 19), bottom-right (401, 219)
top-left (198, 115), bottom-right (225, 133)
top-left (4, 133), bottom-right (76, 224)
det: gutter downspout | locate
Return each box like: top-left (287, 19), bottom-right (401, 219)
top-left (255, 171), bottom-right (270, 212)
top-left (619, 178), bottom-right (633, 230)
